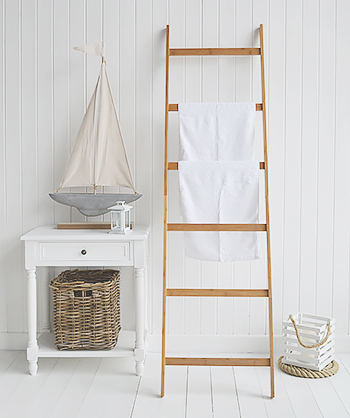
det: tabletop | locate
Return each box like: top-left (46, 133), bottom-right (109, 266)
top-left (21, 225), bottom-right (150, 241)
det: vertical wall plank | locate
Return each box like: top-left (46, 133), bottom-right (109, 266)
top-left (183, 0), bottom-right (202, 336)
top-left (167, 0), bottom-right (185, 335)
top-left (217, 6), bottom-right (236, 350)
top-left (299, 0), bottom-right (319, 315)
top-left (0, 0), bottom-right (7, 332)
top-left (218, 0), bottom-right (235, 101)
top-left (53, 0), bottom-right (70, 223)
top-left (37, 0), bottom-right (54, 227)
top-left (282, 0), bottom-right (302, 321)
top-left (135, 0), bottom-right (152, 336)
top-left (268, 0), bottom-right (285, 334)
top-left (86, 0), bottom-right (101, 117)
top-left (151, 0), bottom-right (167, 335)
top-left (69, 0), bottom-right (86, 222)
top-left (211, 0), bottom-right (236, 333)
top-left (103, 0), bottom-right (121, 211)
top-left (251, 0), bottom-right (268, 336)
top-left (333, 0), bottom-right (350, 335)
top-left (216, 0), bottom-right (237, 338)
top-left (86, 0), bottom-right (102, 218)
top-left (36, 0), bottom-right (54, 333)
top-left (135, 0), bottom-right (152, 226)
top-left (232, 0), bottom-right (252, 335)
top-left (5, 0), bottom-right (23, 332)
top-left (103, 0), bottom-right (120, 203)
top-left (21, 0), bottom-right (38, 236)
top-left (103, 0), bottom-right (119, 105)
top-left (316, 0), bottom-right (336, 318)
top-left (21, 0), bottom-right (38, 331)
top-left (217, 0), bottom-right (237, 340)
top-left (119, 0), bottom-right (135, 186)
top-left (201, 0), bottom-right (219, 336)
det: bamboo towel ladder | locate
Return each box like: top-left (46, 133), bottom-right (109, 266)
top-left (162, 24), bottom-right (274, 399)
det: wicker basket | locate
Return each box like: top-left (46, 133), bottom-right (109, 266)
top-left (50, 269), bottom-right (121, 351)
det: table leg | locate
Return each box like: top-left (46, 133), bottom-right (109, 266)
top-left (27, 269), bottom-right (38, 376)
top-left (134, 267), bottom-right (145, 376)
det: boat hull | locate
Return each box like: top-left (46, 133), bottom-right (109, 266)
top-left (49, 193), bottom-right (142, 216)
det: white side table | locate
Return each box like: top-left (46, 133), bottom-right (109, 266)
top-left (21, 225), bottom-right (150, 377)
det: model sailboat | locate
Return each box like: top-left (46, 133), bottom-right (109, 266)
top-left (50, 42), bottom-right (141, 216)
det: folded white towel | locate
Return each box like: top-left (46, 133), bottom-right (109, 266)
top-left (178, 102), bottom-right (256, 161)
top-left (178, 161), bottom-right (260, 262)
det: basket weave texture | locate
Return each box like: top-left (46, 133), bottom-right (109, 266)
top-left (50, 269), bottom-right (121, 351)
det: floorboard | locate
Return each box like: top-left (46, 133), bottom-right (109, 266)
top-left (256, 365), bottom-right (296, 418)
top-left (50, 358), bottom-right (102, 418)
top-left (278, 361), bottom-right (324, 418)
top-left (234, 366), bottom-right (268, 418)
top-left (0, 357), bottom-right (57, 418)
top-left (77, 357), bottom-right (139, 418)
top-left (211, 366), bottom-right (241, 418)
top-left (0, 350), bottom-right (20, 375)
top-left (159, 361), bottom-right (188, 418)
top-left (186, 366), bottom-right (213, 418)
top-left (328, 355), bottom-right (350, 416)
top-left (306, 373), bottom-right (350, 418)
top-left (131, 353), bottom-right (161, 418)
top-left (0, 351), bottom-right (28, 407)
top-left (23, 358), bottom-right (80, 418)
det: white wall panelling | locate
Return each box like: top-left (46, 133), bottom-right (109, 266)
top-left (1, 0), bottom-right (350, 349)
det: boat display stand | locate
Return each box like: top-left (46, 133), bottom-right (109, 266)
top-left (57, 222), bottom-right (134, 230)
top-left (57, 222), bottom-right (111, 230)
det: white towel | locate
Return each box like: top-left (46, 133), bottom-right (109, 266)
top-left (178, 102), bottom-right (256, 161)
top-left (179, 161), bottom-right (260, 262)
top-left (178, 102), bottom-right (260, 261)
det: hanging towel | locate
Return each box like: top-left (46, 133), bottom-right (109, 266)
top-left (178, 102), bottom-right (256, 161)
top-left (178, 102), bottom-right (260, 261)
top-left (178, 161), bottom-right (260, 262)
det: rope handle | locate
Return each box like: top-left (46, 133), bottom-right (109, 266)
top-left (289, 314), bottom-right (331, 349)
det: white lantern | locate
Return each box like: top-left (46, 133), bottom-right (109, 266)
top-left (108, 201), bottom-right (132, 234)
top-left (282, 313), bottom-right (335, 371)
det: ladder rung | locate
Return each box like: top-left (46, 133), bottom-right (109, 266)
top-left (169, 47), bottom-right (261, 56)
top-left (168, 161), bottom-right (265, 170)
top-left (166, 289), bottom-right (269, 297)
top-left (165, 357), bottom-right (270, 367)
top-left (167, 223), bottom-right (267, 232)
top-left (168, 103), bottom-right (263, 111)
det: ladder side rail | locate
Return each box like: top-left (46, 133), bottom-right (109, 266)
top-left (161, 24), bottom-right (170, 398)
top-left (260, 23), bottom-right (275, 399)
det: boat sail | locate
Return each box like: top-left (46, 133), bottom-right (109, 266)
top-left (50, 42), bottom-right (141, 216)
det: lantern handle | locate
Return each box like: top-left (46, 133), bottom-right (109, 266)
top-left (289, 314), bottom-right (331, 349)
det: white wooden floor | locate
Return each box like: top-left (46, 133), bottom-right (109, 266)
top-left (1, 350), bottom-right (350, 418)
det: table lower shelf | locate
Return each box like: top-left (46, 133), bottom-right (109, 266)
top-left (37, 330), bottom-right (135, 358)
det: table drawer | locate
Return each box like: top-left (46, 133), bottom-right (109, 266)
top-left (39, 242), bottom-right (130, 263)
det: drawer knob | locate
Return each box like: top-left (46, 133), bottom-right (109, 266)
top-left (81, 249), bottom-right (87, 255)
